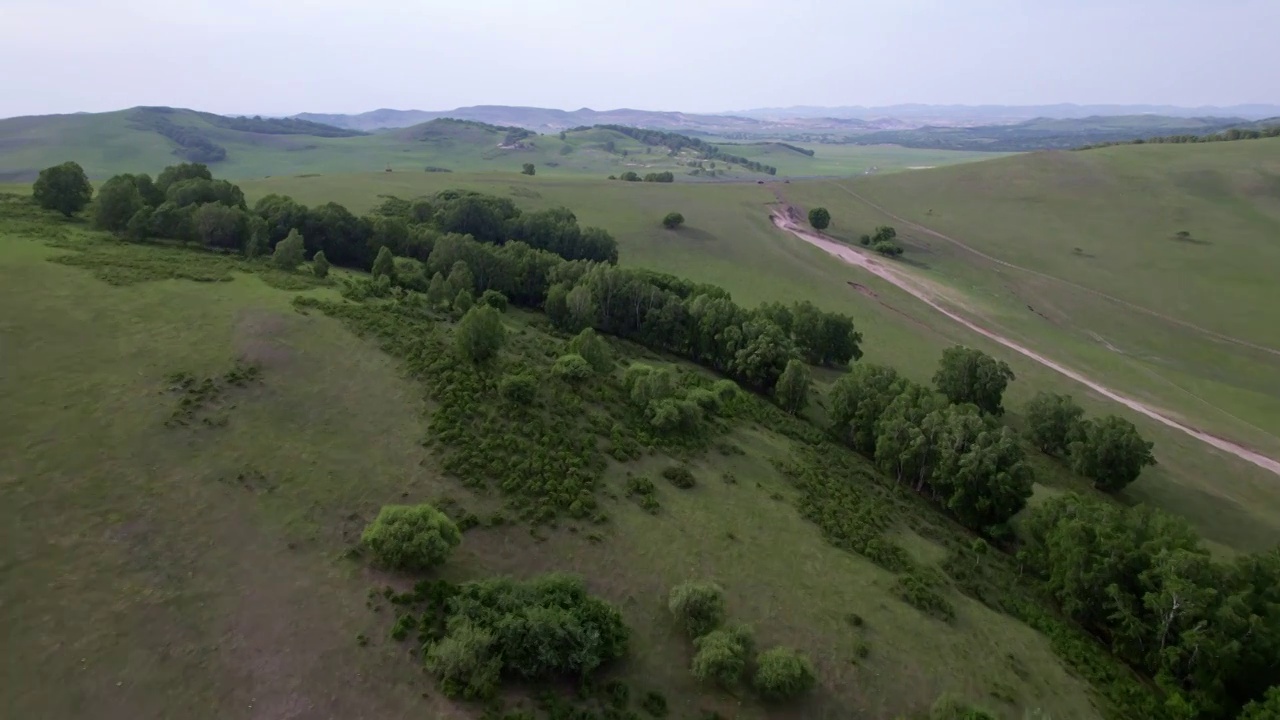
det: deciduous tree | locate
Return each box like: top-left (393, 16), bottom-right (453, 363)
top-left (807, 207), bottom-right (830, 230)
top-left (32, 161), bottom-right (92, 217)
top-left (1070, 415), bottom-right (1155, 492)
top-left (933, 345), bottom-right (1015, 415)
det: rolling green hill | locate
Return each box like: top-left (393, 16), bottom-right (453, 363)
top-left (0, 107), bottom-right (1004, 181)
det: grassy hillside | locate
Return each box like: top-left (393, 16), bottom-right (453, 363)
top-left (0, 198), bottom-right (1107, 720)
top-left (0, 108), bottom-right (1004, 181)
top-left (847, 115), bottom-right (1259, 151)
top-left (237, 169), bottom-right (1280, 556)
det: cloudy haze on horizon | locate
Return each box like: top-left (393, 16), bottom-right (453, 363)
top-left (1, 0), bottom-right (1276, 118)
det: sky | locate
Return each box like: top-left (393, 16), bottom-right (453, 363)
top-left (2, 0), bottom-right (1277, 118)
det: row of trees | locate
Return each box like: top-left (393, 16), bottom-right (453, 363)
top-left (595, 125), bottom-right (778, 175)
top-left (1079, 125), bottom-right (1280, 150)
top-left (1025, 392), bottom-right (1155, 492)
top-left (1023, 493), bottom-right (1280, 717)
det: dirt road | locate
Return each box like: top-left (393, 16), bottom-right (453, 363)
top-left (769, 209), bottom-right (1280, 478)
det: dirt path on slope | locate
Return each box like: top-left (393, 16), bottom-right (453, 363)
top-left (822, 181), bottom-right (1280, 358)
top-left (769, 208), bottom-right (1280, 478)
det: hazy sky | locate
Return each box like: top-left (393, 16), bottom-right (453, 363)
top-left (2, 0), bottom-right (1277, 118)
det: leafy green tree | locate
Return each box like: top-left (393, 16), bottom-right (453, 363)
top-left (1238, 686), bottom-right (1280, 720)
top-left (873, 383), bottom-right (950, 486)
top-left (933, 345), bottom-right (1015, 415)
top-left (426, 272), bottom-right (451, 307)
top-left (872, 241), bottom-right (904, 257)
top-left (361, 503), bottom-right (462, 571)
top-left (1024, 392), bottom-right (1084, 456)
top-left (455, 305), bottom-right (506, 362)
top-left (454, 289), bottom-right (474, 314)
top-left (150, 201), bottom-right (195, 241)
top-left (568, 328), bottom-right (611, 372)
top-left (125, 207), bottom-right (153, 242)
top-left (668, 581), bottom-right (725, 638)
top-left (775, 359), bottom-right (811, 415)
top-left (244, 215), bottom-right (269, 258)
top-left (808, 207), bottom-right (830, 230)
top-left (619, 171), bottom-right (641, 182)
top-left (447, 260), bottom-right (475, 296)
top-left (521, 163), bottom-right (536, 176)
top-left (92, 175), bottom-right (146, 231)
top-left (254, 193), bottom-right (308, 243)
top-left (479, 289), bottom-right (508, 312)
top-left (829, 363), bottom-right (905, 454)
top-left (312, 250), bottom-right (330, 278)
top-left (499, 373), bottom-right (538, 403)
top-left (155, 162), bottom-right (212, 194)
top-left (1070, 415), bottom-right (1155, 492)
top-left (33, 162), bottom-right (93, 217)
top-left (730, 320), bottom-right (795, 390)
top-left (932, 421), bottom-right (1033, 531)
top-left (424, 619), bottom-right (500, 700)
top-left (752, 647), bottom-right (816, 701)
top-left (872, 225), bottom-right (897, 243)
top-left (193, 203), bottom-right (248, 250)
top-left (271, 229), bottom-right (305, 270)
top-left (553, 353), bottom-right (592, 382)
top-left (691, 625), bottom-right (753, 687)
top-left (662, 212), bottom-right (684, 229)
top-left (372, 245), bottom-right (396, 280)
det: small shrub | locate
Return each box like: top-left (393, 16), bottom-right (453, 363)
top-left (479, 289), bottom-right (508, 312)
top-left (662, 465), bottom-right (696, 489)
top-left (553, 353), bottom-right (593, 382)
top-left (499, 373), bottom-right (538, 404)
top-left (661, 212), bottom-right (684, 229)
top-left (639, 691), bottom-right (668, 718)
top-left (424, 619), bottom-right (502, 700)
top-left (311, 250), bottom-right (330, 278)
top-left (455, 305), bottom-right (506, 363)
top-left (692, 625), bottom-right (753, 686)
top-left (568, 328), bottom-right (611, 372)
top-left (895, 575), bottom-right (955, 621)
top-left (361, 503), bottom-right (462, 572)
top-left (752, 646), bottom-right (816, 701)
top-left (808, 207), bottom-right (830, 230)
top-left (928, 693), bottom-right (998, 720)
top-left (668, 581), bottom-right (725, 637)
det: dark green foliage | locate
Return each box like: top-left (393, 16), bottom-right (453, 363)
top-left (454, 289), bottom-right (475, 315)
top-left (165, 178), bottom-right (246, 210)
top-left (92, 174), bottom-right (147, 231)
top-left (521, 163), bottom-right (536, 176)
top-left (643, 172), bottom-right (674, 183)
top-left (625, 475), bottom-right (659, 514)
top-left (1238, 687), bottom-right (1280, 720)
top-left (619, 171), bottom-right (641, 182)
top-left (807, 207), bottom-right (830, 230)
top-left (480, 289), bottom-right (508, 312)
top-left (752, 647), bottom-right (816, 701)
top-left (372, 246), bottom-right (396, 280)
top-left (447, 260), bottom-right (475, 295)
top-left (156, 162), bottom-right (213, 194)
top-left (128, 109), bottom-right (227, 162)
top-left (361, 504), bottom-right (462, 571)
top-left (691, 625), bottom-right (753, 686)
top-left (1024, 392), bottom-right (1084, 456)
top-left (1022, 493), bottom-right (1280, 715)
top-left (499, 373), bottom-right (538, 404)
top-left (424, 619), bottom-right (502, 699)
top-left (125, 207), bottom-right (153, 242)
top-left (568, 328), bottom-right (611, 373)
top-left (872, 240), bottom-right (904, 257)
top-left (774, 359), bottom-right (810, 415)
top-left (309, 249), bottom-right (330, 278)
top-left (661, 212), bottom-right (684, 229)
top-left (595, 125), bottom-right (776, 174)
top-left (192, 202), bottom-right (250, 251)
top-left (1069, 415), bottom-right (1156, 492)
top-left (271, 229), bottom-right (305, 271)
top-left (427, 271), bottom-right (451, 307)
top-left (553, 354), bottom-right (592, 382)
top-left (661, 465), bottom-right (696, 489)
top-left (33, 161), bottom-right (94, 217)
top-left (456, 306), bottom-right (506, 362)
top-left (829, 363), bottom-right (905, 453)
top-left (639, 691), bottom-right (668, 718)
top-left (933, 345), bottom-right (1015, 415)
top-left (668, 581), bottom-right (725, 638)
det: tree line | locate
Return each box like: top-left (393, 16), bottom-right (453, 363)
top-left (594, 125), bottom-right (778, 175)
top-left (1077, 125), bottom-right (1280, 150)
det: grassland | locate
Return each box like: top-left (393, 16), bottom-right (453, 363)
top-left (0, 107), bottom-right (1004, 182)
top-left (237, 163), bottom-right (1280, 556)
top-left (0, 198), bottom-right (1109, 719)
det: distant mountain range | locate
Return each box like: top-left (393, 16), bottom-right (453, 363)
top-left (730, 103), bottom-right (1280, 123)
top-left (291, 106), bottom-right (909, 134)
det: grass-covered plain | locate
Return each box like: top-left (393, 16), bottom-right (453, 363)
top-left (1, 198), bottom-right (1108, 719)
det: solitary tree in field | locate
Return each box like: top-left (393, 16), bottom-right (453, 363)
top-left (521, 163), bottom-right (536, 176)
top-left (1070, 415), bottom-right (1155, 492)
top-left (33, 162), bottom-right (93, 217)
top-left (312, 250), bottom-right (330, 279)
top-left (808, 207), bottom-right (831, 230)
top-left (662, 212), bottom-right (684, 229)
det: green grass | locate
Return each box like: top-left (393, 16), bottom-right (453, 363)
top-left (0, 108), bottom-right (1004, 182)
top-left (236, 166), bottom-right (1280, 556)
top-left (1, 203), bottom-right (1105, 719)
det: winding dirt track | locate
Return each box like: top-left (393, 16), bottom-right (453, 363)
top-left (769, 209), bottom-right (1280, 478)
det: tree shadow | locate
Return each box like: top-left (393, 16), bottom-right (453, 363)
top-left (671, 227), bottom-right (718, 242)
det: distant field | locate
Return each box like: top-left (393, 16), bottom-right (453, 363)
top-left (0, 107), bottom-right (1006, 182)
top-left (241, 167), bottom-right (1280, 554)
